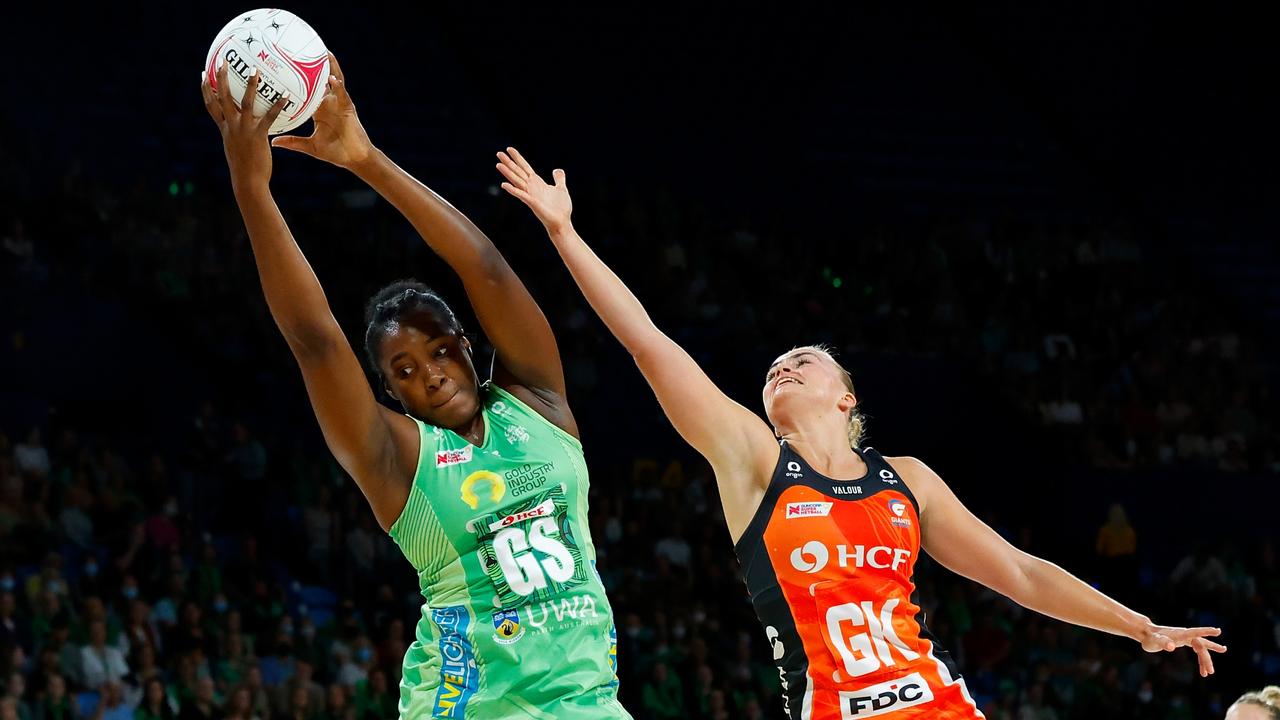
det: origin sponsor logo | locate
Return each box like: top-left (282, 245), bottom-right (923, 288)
top-left (786, 502), bottom-right (833, 519)
top-left (839, 672), bottom-right (933, 718)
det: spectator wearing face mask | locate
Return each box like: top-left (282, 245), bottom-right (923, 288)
top-left (77, 559), bottom-right (106, 600)
top-left (25, 555), bottom-right (68, 609)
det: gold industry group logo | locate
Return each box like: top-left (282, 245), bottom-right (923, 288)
top-left (461, 471), bottom-right (507, 509)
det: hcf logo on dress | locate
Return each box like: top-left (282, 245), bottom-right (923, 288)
top-left (789, 542), bottom-right (913, 574)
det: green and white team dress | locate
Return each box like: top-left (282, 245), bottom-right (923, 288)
top-left (389, 382), bottom-right (631, 719)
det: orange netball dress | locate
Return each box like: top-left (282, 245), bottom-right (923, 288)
top-left (734, 444), bottom-right (985, 719)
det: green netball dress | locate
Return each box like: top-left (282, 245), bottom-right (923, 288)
top-left (388, 383), bottom-right (630, 719)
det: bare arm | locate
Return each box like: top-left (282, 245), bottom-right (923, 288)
top-left (202, 65), bottom-right (414, 530)
top-left (890, 456), bottom-right (1227, 677)
top-left (271, 57), bottom-right (572, 432)
top-left (496, 149), bottom-right (778, 538)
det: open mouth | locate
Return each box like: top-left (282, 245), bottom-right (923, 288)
top-left (776, 377), bottom-right (802, 389)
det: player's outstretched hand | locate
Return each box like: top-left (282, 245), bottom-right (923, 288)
top-left (201, 63), bottom-right (288, 188)
top-left (1139, 624), bottom-right (1226, 677)
top-left (271, 54), bottom-right (373, 170)
top-left (496, 147), bottom-right (573, 235)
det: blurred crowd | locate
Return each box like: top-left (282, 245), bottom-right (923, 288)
top-left (0, 416), bottom-right (1277, 720)
top-left (0, 135), bottom-right (1277, 720)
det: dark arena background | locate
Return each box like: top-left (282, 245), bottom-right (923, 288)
top-left (2, 3), bottom-right (1278, 719)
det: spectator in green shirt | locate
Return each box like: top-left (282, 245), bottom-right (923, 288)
top-left (641, 661), bottom-right (684, 719)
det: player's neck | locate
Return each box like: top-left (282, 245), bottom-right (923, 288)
top-left (449, 412), bottom-right (487, 447)
top-left (778, 418), bottom-right (861, 478)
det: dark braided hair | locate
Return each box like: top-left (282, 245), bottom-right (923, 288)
top-left (363, 280), bottom-right (464, 381)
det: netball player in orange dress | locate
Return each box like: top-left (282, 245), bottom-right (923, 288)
top-left (495, 149), bottom-right (1226, 719)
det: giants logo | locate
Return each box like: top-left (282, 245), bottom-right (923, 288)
top-left (887, 498), bottom-right (912, 528)
top-left (789, 542), bottom-right (913, 574)
top-left (838, 672), bottom-right (933, 718)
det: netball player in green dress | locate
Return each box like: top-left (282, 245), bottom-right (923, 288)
top-left (201, 59), bottom-right (629, 719)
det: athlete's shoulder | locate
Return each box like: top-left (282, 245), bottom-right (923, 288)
top-left (489, 380), bottom-right (580, 440)
top-left (879, 453), bottom-right (929, 474)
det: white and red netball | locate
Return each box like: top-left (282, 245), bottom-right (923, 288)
top-left (204, 9), bottom-right (330, 135)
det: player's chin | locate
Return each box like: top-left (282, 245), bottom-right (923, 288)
top-left (764, 390), bottom-right (804, 416)
top-left (426, 390), bottom-right (481, 427)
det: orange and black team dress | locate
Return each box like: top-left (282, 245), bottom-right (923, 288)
top-left (734, 443), bottom-right (985, 719)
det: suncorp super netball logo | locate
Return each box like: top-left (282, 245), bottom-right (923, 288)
top-left (790, 541), bottom-right (830, 573)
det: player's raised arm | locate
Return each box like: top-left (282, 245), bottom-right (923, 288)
top-left (893, 455), bottom-right (1227, 677)
top-left (202, 65), bottom-right (415, 529)
top-left (271, 55), bottom-right (572, 432)
top-left (496, 149), bottom-right (779, 536)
